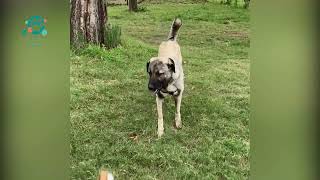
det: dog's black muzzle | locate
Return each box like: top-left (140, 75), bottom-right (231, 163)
top-left (148, 83), bottom-right (157, 91)
top-left (148, 79), bottom-right (166, 91)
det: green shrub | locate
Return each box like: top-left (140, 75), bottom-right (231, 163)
top-left (243, 0), bottom-right (250, 9)
top-left (136, 6), bottom-right (148, 12)
top-left (218, 0), bottom-right (248, 8)
top-left (104, 24), bottom-right (122, 49)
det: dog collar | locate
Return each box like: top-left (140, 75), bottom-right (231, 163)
top-left (160, 88), bottom-right (180, 96)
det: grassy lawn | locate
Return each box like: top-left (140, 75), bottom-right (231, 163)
top-left (70, 2), bottom-right (249, 179)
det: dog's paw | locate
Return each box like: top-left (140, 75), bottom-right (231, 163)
top-left (174, 119), bottom-right (182, 129)
top-left (157, 131), bottom-right (164, 138)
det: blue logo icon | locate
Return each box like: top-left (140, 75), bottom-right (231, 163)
top-left (22, 16), bottom-right (47, 37)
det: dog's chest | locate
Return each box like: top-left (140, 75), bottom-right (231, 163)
top-left (158, 84), bottom-right (180, 98)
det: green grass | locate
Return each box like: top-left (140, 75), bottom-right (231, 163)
top-left (71, 2), bottom-right (249, 179)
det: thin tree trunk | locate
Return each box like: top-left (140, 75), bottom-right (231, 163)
top-left (244, 0), bottom-right (250, 8)
top-left (128, 0), bottom-right (138, 11)
top-left (70, 0), bottom-right (107, 46)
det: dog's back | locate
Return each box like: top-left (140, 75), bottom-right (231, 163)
top-left (158, 18), bottom-right (183, 64)
top-left (158, 41), bottom-right (182, 64)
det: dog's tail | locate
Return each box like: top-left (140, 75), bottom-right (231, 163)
top-left (168, 18), bottom-right (182, 41)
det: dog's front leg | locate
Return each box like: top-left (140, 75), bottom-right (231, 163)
top-left (174, 93), bottom-right (182, 129)
top-left (156, 96), bottom-right (164, 138)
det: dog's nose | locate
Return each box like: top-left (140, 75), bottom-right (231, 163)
top-left (148, 84), bottom-right (155, 91)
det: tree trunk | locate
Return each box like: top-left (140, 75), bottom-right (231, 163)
top-left (128, 0), bottom-right (138, 12)
top-left (70, 0), bottom-right (107, 46)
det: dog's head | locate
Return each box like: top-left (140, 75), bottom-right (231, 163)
top-left (146, 57), bottom-right (176, 92)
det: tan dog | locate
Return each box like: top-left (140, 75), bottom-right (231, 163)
top-left (146, 18), bottom-right (184, 138)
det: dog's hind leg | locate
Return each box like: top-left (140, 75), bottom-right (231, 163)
top-left (174, 93), bottom-right (182, 129)
top-left (156, 97), bottom-right (164, 138)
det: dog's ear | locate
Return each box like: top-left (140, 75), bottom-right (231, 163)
top-left (147, 57), bottom-right (159, 73)
top-left (168, 58), bottom-right (175, 73)
top-left (146, 61), bottom-right (150, 73)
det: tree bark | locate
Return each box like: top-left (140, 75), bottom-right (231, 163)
top-left (70, 0), bottom-right (107, 46)
top-left (128, 0), bottom-right (138, 12)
